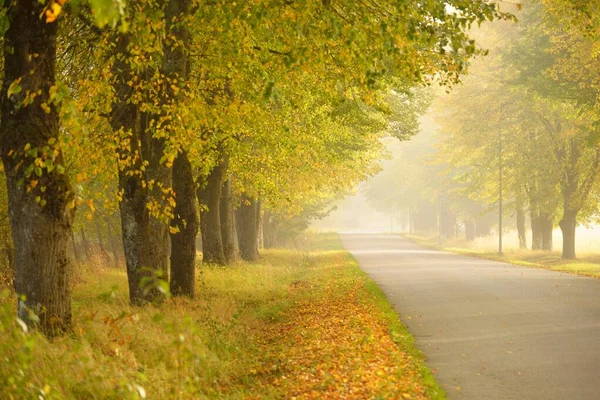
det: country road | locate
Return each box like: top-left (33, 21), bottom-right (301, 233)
top-left (340, 234), bottom-right (600, 400)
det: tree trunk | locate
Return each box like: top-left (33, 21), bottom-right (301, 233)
top-left (80, 228), bottom-right (90, 260)
top-left (110, 34), bottom-right (171, 305)
top-left (530, 212), bottom-right (542, 250)
top-left (118, 159), bottom-right (171, 304)
top-left (170, 151), bottom-right (199, 297)
top-left (94, 217), bottom-right (109, 260)
top-left (516, 196), bottom-right (527, 249)
top-left (220, 178), bottom-right (236, 263)
top-left (464, 219), bottom-right (476, 241)
top-left (559, 210), bottom-right (577, 260)
top-left (475, 220), bottom-right (491, 237)
top-left (162, 0), bottom-right (196, 294)
top-left (540, 214), bottom-right (553, 251)
top-left (197, 162), bottom-right (227, 265)
top-left (236, 195), bottom-right (259, 261)
top-left (0, 3), bottom-right (74, 334)
top-left (105, 218), bottom-right (122, 267)
top-left (257, 199), bottom-right (263, 249)
top-left (263, 210), bottom-right (279, 248)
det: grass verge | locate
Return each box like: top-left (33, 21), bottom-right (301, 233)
top-left (404, 233), bottom-right (600, 279)
top-left (0, 233), bottom-right (443, 399)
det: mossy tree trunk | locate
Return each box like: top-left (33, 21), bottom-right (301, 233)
top-left (1, 2), bottom-right (75, 334)
top-left (163, 0), bottom-right (199, 296)
top-left (170, 151), bottom-right (199, 296)
top-left (110, 34), bottom-right (171, 305)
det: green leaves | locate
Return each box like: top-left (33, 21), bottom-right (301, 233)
top-left (0, 14), bottom-right (9, 37)
top-left (89, 0), bottom-right (126, 29)
top-left (6, 79), bottom-right (21, 98)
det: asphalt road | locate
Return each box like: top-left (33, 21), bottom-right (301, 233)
top-left (340, 234), bottom-right (600, 400)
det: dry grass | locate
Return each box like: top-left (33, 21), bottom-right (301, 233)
top-left (0, 233), bottom-right (443, 399)
top-left (405, 229), bottom-right (600, 279)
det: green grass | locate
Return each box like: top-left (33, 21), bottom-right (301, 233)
top-left (361, 277), bottom-right (445, 399)
top-left (0, 232), bottom-right (443, 399)
top-left (404, 233), bottom-right (600, 278)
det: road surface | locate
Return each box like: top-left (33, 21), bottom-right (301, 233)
top-left (340, 234), bottom-right (600, 400)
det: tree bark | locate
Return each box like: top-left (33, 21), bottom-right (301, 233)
top-left (516, 196), bottom-right (527, 249)
top-left (0, 2), bottom-right (74, 334)
top-left (558, 210), bottom-right (577, 260)
top-left (220, 178), bottom-right (236, 263)
top-left (540, 214), bottom-right (553, 251)
top-left (170, 151), bottom-right (199, 297)
top-left (110, 34), bottom-right (171, 305)
top-left (236, 195), bottom-right (260, 261)
top-left (161, 0), bottom-right (197, 295)
top-left (197, 161), bottom-right (227, 265)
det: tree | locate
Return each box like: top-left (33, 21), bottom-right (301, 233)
top-left (0, 1), bottom-right (75, 334)
top-left (164, 0), bottom-right (199, 297)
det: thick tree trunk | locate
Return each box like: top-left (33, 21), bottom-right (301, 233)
top-left (559, 210), bottom-right (577, 260)
top-left (170, 151), bottom-right (199, 297)
top-left (111, 35), bottom-right (171, 305)
top-left (220, 178), bottom-right (236, 263)
top-left (162, 0), bottom-right (196, 293)
top-left (197, 162), bottom-right (227, 265)
top-left (516, 196), bottom-right (527, 249)
top-left (118, 160), bottom-right (171, 304)
top-left (0, 3), bottom-right (74, 334)
top-left (540, 214), bottom-right (553, 251)
top-left (236, 195), bottom-right (260, 261)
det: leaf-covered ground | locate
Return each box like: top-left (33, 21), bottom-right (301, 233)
top-left (0, 233), bottom-right (443, 399)
top-left (239, 236), bottom-right (443, 399)
top-left (250, 273), bottom-right (434, 399)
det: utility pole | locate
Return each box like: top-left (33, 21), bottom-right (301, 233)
top-left (438, 195), bottom-right (443, 245)
top-left (499, 129), bottom-right (503, 256)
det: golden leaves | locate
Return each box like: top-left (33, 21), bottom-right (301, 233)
top-left (42, 0), bottom-right (68, 24)
top-left (251, 264), bottom-right (429, 399)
